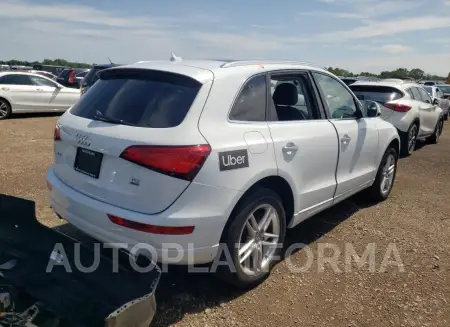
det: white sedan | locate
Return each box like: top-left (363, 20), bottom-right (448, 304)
top-left (0, 72), bottom-right (80, 120)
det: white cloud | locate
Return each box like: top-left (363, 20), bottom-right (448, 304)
top-left (315, 16), bottom-right (450, 41)
top-left (380, 44), bottom-right (412, 54)
top-left (299, 11), bottom-right (364, 19)
top-left (308, 0), bottom-right (428, 20)
top-left (339, 52), bottom-right (450, 75)
top-left (0, 1), bottom-right (168, 28)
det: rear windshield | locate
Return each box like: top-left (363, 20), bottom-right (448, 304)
top-left (349, 85), bottom-right (403, 104)
top-left (71, 69), bottom-right (201, 128)
top-left (424, 81), bottom-right (435, 86)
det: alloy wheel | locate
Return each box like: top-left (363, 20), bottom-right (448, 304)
top-left (0, 101), bottom-right (8, 118)
top-left (408, 125), bottom-right (417, 153)
top-left (238, 204), bottom-right (280, 276)
top-left (436, 119), bottom-right (443, 140)
top-left (380, 154), bottom-right (396, 196)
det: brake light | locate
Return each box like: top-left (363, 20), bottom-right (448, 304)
top-left (54, 125), bottom-right (61, 141)
top-left (107, 214), bottom-right (195, 235)
top-left (68, 70), bottom-right (75, 84)
top-left (384, 103), bottom-right (411, 112)
top-left (120, 145), bottom-right (211, 181)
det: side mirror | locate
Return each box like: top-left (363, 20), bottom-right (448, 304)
top-left (365, 100), bottom-right (382, 118)
top-left (432, 98), bottom-right (439, 105)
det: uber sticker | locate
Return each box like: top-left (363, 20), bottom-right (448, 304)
top-left (219, 149), bottom-right (249, 171)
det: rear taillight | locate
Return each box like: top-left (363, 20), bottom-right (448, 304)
top-left (108, 214), bottom-right (195, 235)
top-left (68, 70), bottom-right (75, 84)
top-left (120, 145), bottom-right (211, 181)
top-left (54, 125), bottom-right (61, 141)
top-left (384, 103), bottom-right (412, 112)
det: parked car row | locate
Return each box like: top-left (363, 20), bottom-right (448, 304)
top-left (44, 58), bottom-right (445, 289)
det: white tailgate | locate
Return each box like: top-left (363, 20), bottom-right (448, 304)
top-left (53, 113), bottom-right (200, 214)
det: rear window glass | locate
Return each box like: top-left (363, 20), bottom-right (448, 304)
top-left (349, 85), bottom-right (403, 104)
top-left (70, 69), bottom-right (201, 128)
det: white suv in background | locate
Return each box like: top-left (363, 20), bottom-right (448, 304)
top-left (350, 79), bottom-right (444, 156)
top-left (47, 59), bottom-right (400, 288)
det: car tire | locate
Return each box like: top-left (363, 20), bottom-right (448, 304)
top-left (364, 146), bottom-right (398, 202)
top-left (428, 116), bottom-right (444, 144)
top-left (444, 112), bottom-right (449, 121)
top-left (217, 187), bottom-right (286, 289)
top-left (400, 123), bottom-right (418, 157)
top-left (0, 98), bottom-right (12, 120)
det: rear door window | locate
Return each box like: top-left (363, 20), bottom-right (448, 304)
top-left (405, 88), bottom-right (414, 99)
top-left (410, 87), bottom-right (421, 101)
top-left (70, 69), bottom-right (202, 128)
top-left (417, 87), bottom-right (432, 103)
top-left (229, 74), bottom-right (266, 121)
top-left (349, 85), bottom-right (403, 104)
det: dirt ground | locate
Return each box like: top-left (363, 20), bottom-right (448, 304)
top-left (0, 113), bottom-right (449, 327)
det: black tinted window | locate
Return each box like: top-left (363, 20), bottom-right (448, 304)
top-left (5, 75), bottom-right (33, 85)
top-left (71, 69), bottom-right (201, 128)
top-left (229, 75), bottom-right (266, 121)
top-left (82, 68), bottom-right (104, 87)
top-left (349, 85), bottom-right (403, 104)
top-left (417, 87), bottom-right (432, 103)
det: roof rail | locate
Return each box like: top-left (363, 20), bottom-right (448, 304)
top-left (220, 60), bottom-right (325, 69)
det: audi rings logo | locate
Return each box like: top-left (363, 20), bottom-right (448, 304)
top-left (76, 133), bottom-right (92, 147)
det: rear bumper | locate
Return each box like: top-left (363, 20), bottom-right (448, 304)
top-left (47, 166), bottom-right (241, 265)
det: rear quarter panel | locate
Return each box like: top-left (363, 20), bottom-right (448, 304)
top-left (196, 69), bottom-right (282, 204)
top-left (374, 118), bottom-right (401, 166)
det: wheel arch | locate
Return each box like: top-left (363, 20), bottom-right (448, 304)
top-left (0, 96), bottom-right (12, 108)
top-left (220, 175), bottom-right (295, 241)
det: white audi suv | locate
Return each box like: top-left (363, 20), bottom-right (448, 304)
top-left (47, 59), bottom-right (400, 287)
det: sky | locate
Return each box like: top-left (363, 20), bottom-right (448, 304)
top-left (1, 0), bottom-right (450, 75)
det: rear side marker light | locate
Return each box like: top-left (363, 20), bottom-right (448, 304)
top-left (108, 214), bottom-right (195, 235)
top-left (120, 145), bottom-right (211, 181)
top-left (384, 103), bottom-right (411, 112)
top-left (54, 125), bottom-right (61, 141)
top-left (46, 180), bottom-right (52, 190)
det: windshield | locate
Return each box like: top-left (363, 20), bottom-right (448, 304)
top-left (349, 85), bottom-right (403, 104)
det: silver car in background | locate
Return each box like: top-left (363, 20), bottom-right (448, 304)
top-left (423, 85), bottom-right (449, 120)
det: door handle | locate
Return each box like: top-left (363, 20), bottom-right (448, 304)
top-left (341, 134), bottom-right (351, 144)
top-left (282, 142), bottom-right (298, 154)
top-left (36, 88), bottom-right (44, 91)
top-left (0, 87), bottom-right (9, 91)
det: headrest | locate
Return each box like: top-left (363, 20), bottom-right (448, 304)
top-left (273, 83), bottom-right (298, 106)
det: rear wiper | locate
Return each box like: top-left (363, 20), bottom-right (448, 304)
top-left (93, 110), bottom-right (137, 126)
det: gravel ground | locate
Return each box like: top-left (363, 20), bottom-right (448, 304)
top-left (0, 113), bottom-right (449, 327)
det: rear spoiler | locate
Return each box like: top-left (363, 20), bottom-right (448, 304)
top-left (0, 195), bottom-right (160, 327)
